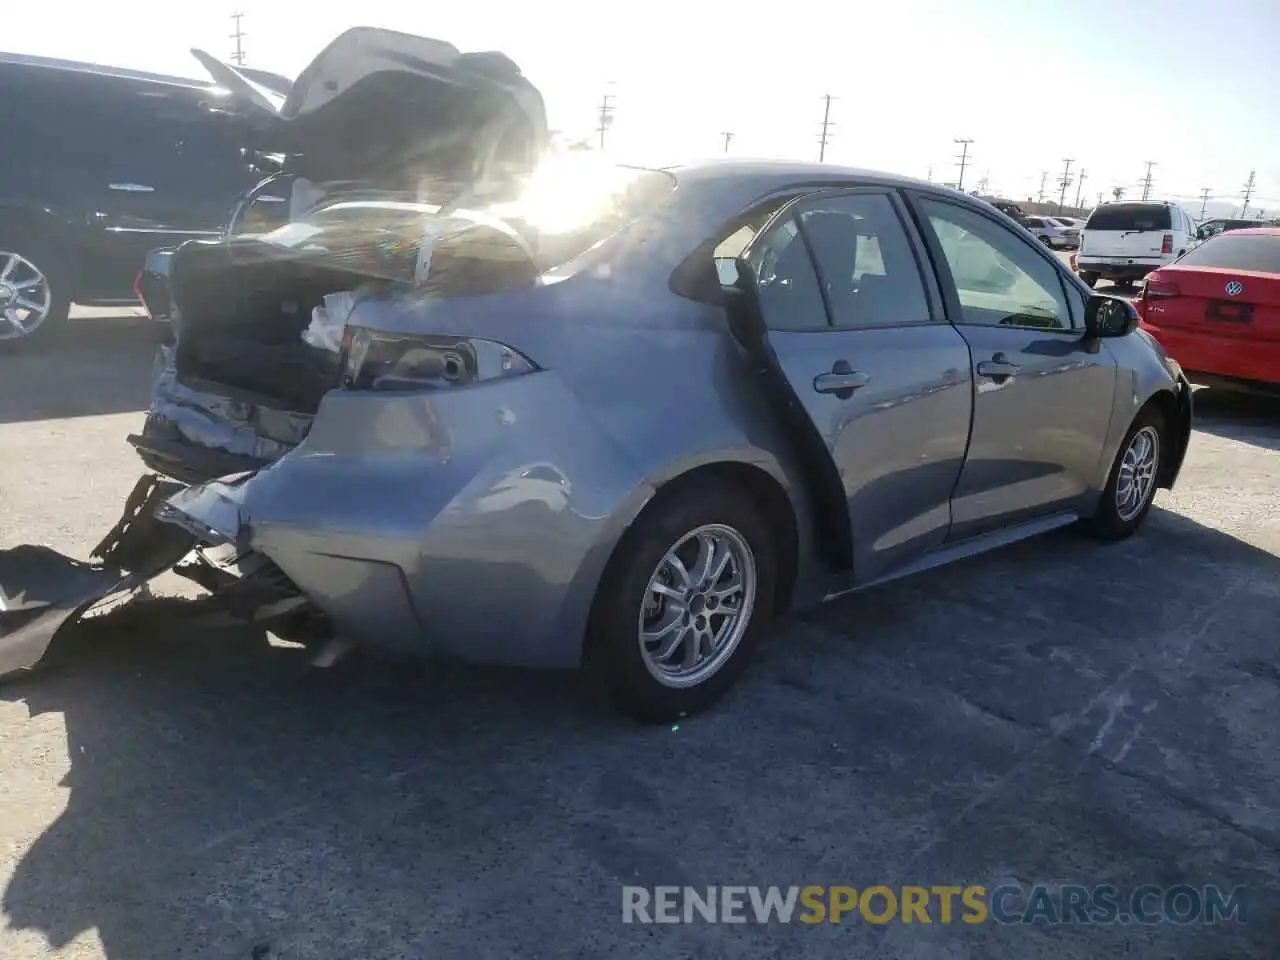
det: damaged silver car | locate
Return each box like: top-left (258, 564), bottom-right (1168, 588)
top-left (0, 29), bottom-right (1195, 722)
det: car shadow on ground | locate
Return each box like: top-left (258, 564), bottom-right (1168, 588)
top-left (0, 317), bottom-right (157, 425)
top-left (1, 507), bottom-right (1277, 958)
top-left (1191, 388), bottom-right (1280, 452)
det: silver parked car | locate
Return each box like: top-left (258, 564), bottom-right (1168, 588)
top-left (0, 48), bottom-right (1193, 722)
top-left (1022, 215), bottom-right (1080, 249)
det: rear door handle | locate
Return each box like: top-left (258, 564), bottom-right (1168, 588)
top-left (976, 357), bottom-right (1019, 379)
top-left (813, 367), bottom-right (871, 395)
top-left (109, 183), bottom-right (155, 193)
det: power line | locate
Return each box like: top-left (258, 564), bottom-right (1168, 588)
top-left (1056, 158), bottom-right (1074, 211)
top-left (818, 94), bottom-right (837, 162)
top-left (954, 138), bottom-right (974, 191)
top-left (1073, 169), bottom-right (1087, 209)
top-left (1241, 170), bottom-right (1257, 217)
top-left (596, 91), bottom-right (615, 150)
top-left (1199, 188), bottom-right (1212, 218)
top-left (721, 131), bottom-right (734, 154)
top-left (230, 11), bottom-right (246, 66)
top-left (1140, 161), bottom-right (1157, 201)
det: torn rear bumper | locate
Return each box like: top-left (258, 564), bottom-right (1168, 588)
top-left (0, 476), bottom-right (197, 678)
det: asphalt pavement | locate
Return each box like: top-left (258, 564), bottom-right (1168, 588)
top-left (0, 310), bottom-right (1277, 959)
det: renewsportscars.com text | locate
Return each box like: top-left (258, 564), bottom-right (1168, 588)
top-left (622, 884), bottom-right (1247, 926)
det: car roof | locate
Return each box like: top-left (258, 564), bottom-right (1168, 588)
top-left (665, 158), bottom-right (979, 202)
top-left (0, 50), bottom-right (215, 92)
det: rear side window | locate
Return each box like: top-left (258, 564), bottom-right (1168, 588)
top-left (1176, 233), bottom-right (1280, 273)
top-left (1085, 204), bottom-right (1172, 232)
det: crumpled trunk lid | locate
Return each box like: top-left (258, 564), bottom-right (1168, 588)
top-left (193, 26), bottom-right (548, 204)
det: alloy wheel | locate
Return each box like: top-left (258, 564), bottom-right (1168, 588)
top-left (0, 251), bottom-right (53, 341)
top-left (637, 524), bottom-right (758, 689)
top-left (1116, 425), bottom-right (1160, 522)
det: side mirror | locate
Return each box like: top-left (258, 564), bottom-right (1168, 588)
top-left (1084, 295), bottom-right (1140, 339)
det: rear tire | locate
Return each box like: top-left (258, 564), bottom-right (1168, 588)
top-left (1080, 272), bottom-right (1098, 288)
top-left (586, 479), bottom-right (777, 723)
top-left (0, 235), bottom-right (71, 349)
top-left (1082, 405), bottom-right (1166, 541)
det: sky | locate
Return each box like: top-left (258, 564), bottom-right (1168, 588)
top-left (8, 0), bottom-right (1279, 216)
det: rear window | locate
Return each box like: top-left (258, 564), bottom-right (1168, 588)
top-left (1085, 204), bottom-right (1172, 232)
top-left (1176, 233), bottom-right (1280, 273)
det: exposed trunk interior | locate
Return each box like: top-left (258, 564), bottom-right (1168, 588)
top-left (167, 238), bottom-right (365, 414)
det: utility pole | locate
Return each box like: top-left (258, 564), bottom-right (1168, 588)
top-left (1199, 188), bottom-right (1212, 218)
top-left (926, 166), bottom-right (933, 182)
top-left (1112, 186), bottom-right (1125, 202)
top-left (953, 138), bottom-right (974, 191)
top-left (229, 12), bottom-right (246, 66)
top-left (1073, 168), bottom-right (1087, 210)
top-left (1140, 161), bottom-right (1156, 201)
top-left (1096, 191), bottom-right (1103, 207)
top-left (1037, 171), bottom-right (1049, 204)
top-left (1056, 158), bottom-right (1074, 211)
top-left (817, 94), bottom-right (837, 162)
top-left (721, 131), bottom-right (734, 154)
top-left (976, 173), bottom-right (990, 195)
top-left (1241, 170), bottom-right (1256, 217)
top-left (596, 91), bottom-right (615, 150)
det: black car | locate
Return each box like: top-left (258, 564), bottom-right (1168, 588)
top-left (0, 52), bottom-right (292, 346)
top-left (1195, 217), bottom-right (1269, 242)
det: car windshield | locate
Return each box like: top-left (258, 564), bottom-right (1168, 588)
top-left (1085, 204), bottom-right (1172, 231)
top-left (1176, 233), bottom-right (1280, 272)
top-left (244, 157), bottom-right (677, 288)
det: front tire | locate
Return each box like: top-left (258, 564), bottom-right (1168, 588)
top-left (0, 237), bottom-right (71, 348)
top-left (586, 479), bottom-right (777, 723)
top-left (1083, 405), bottom-right (1166, 541)
top-left (1080, 272), bottom-right (1099, 288)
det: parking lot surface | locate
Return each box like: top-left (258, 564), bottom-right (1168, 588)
top-left (1, 313), bottom-right (1278, 959)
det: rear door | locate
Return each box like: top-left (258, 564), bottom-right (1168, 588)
top-left (1081, 203), bottom-right (1172, 264)
top-left (70, 76), bottom-right (254, 298)
top-left (736, 188), bottom-right (973, 582)
top-left (910, 193), bottom-right (1119, 539)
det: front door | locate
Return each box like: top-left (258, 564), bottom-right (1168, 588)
top-left (911, 194), bottom-right (1118, 540)
top-left (738, 188), bottom-right (973, 583)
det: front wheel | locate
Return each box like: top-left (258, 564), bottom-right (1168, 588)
top-left (586, 480), bottom-right (777, 723)
top-left (1080, 272), bottom-right (1099, 288)
top-left (1082, 406), bottom-right (1166, 540)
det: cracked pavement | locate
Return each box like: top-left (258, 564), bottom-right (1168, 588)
top-left (1, 316), bottom-right (1277, 958)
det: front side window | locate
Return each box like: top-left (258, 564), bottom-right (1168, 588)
top-left (919, 198), bottom-right (1071, 331)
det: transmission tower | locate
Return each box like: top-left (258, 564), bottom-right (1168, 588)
top-left (1037, 171), bottom-right (1049, 204)
top-left (596, 91), bottom-right (615, 150)
top-left (1056, 158), bottom-right (1074, 211)
top-left (1073, 169), bottom-right (1087, 209)
top-left (1241, 170), bottom-right (1257, 217)
top-left (230, 12), bottom-right (246, 66)
top-left (1140, 161), bottom-right (1156, 201)
top-left (818, 94), bottom-right (837, 162)
top-left (953, 138), bottom-right (973, 191)
top-left (1199, 188), bottom-right (1212, 218)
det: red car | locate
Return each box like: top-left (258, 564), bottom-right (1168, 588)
top-left (1135, 227), bottom-right (1280, 395)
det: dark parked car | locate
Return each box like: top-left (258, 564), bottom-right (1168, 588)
top-left (0, 52), bottom-right (292, 345)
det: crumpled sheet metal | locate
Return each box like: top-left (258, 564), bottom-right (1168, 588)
top-left (147, 345), bottom-right (312, 462)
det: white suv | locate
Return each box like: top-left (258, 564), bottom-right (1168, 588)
top-left (1076, 201), bottom-right (1197, 288)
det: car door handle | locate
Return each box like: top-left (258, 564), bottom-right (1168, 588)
top-left (813, 369), bottom-right (871, 394)
top-left (109, 183), bottom-right (155, 193)
top-left (976, 357), bottom-right (1019, 379)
